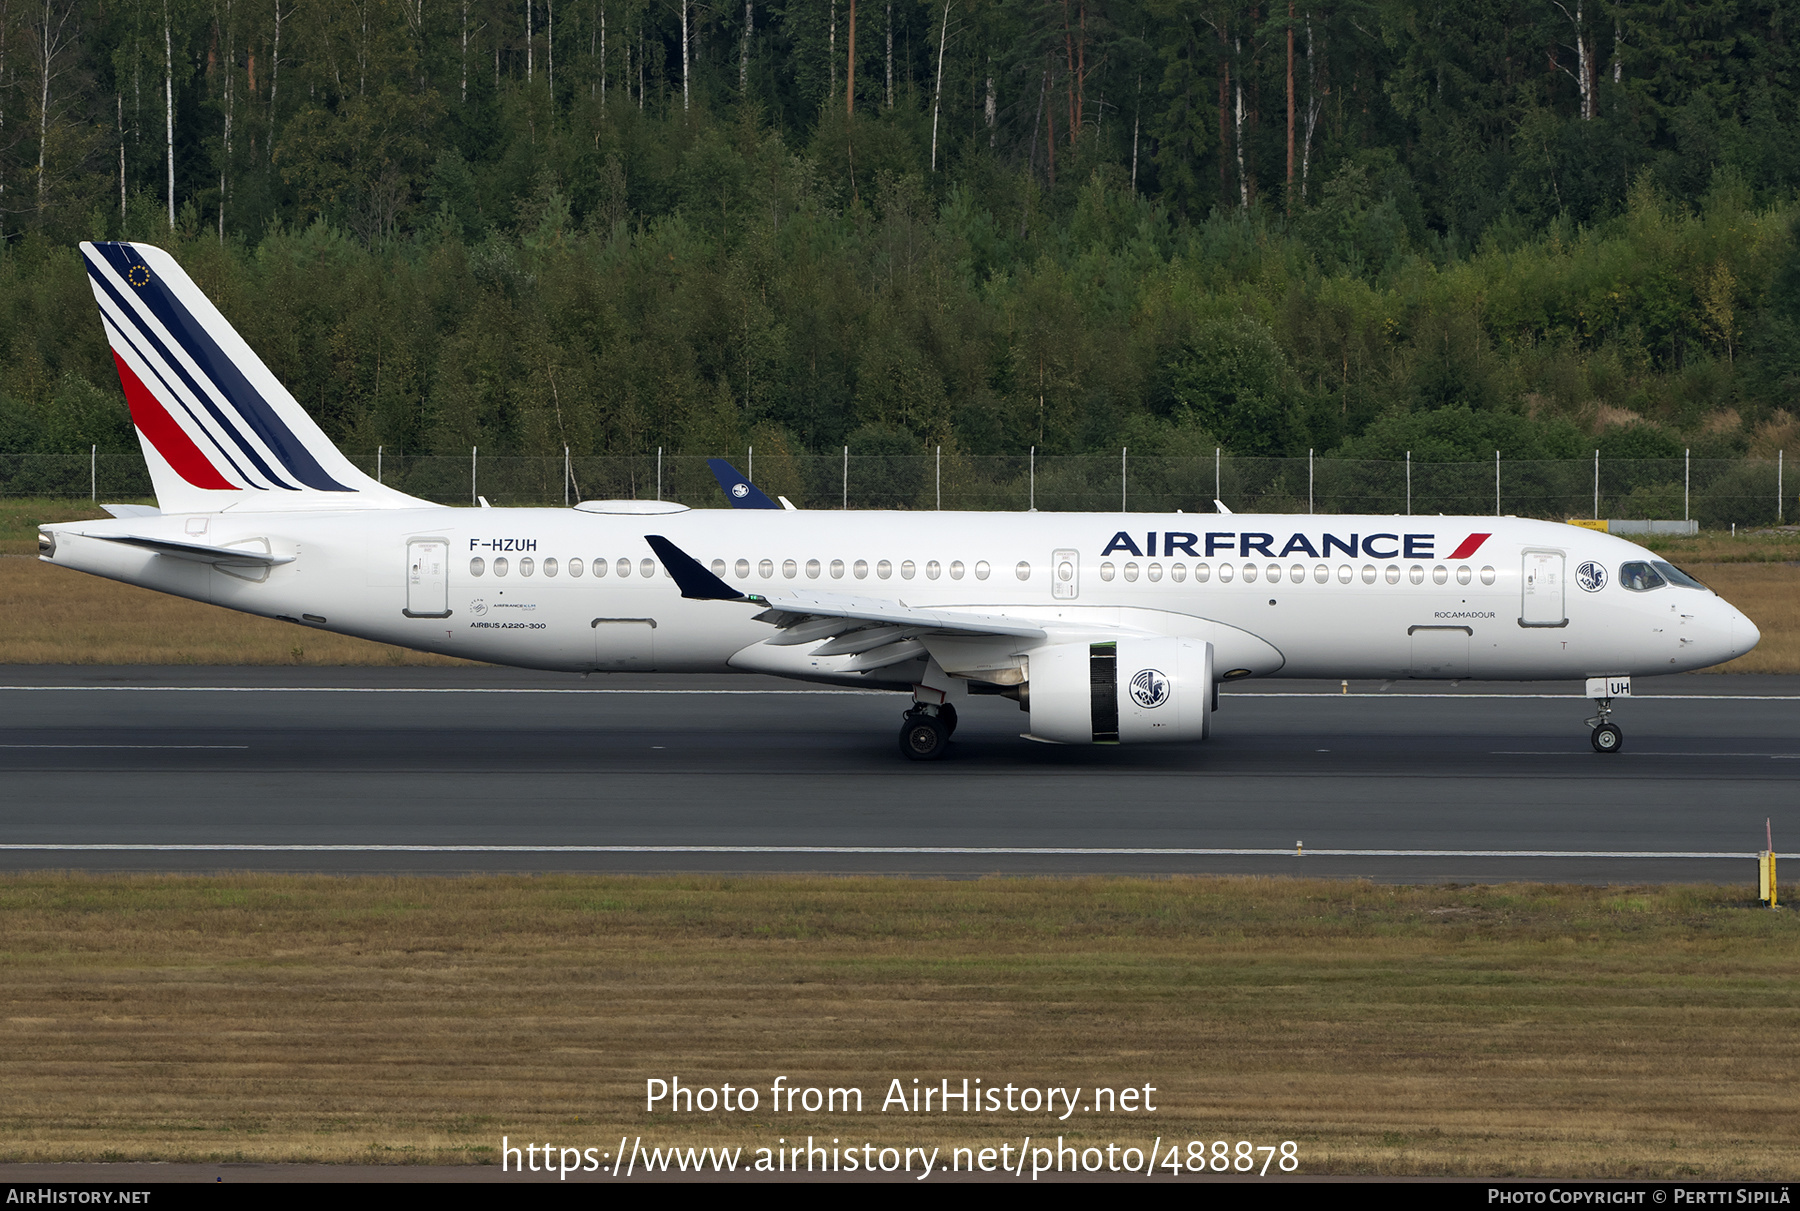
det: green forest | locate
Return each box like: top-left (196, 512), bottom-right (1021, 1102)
top-left (3, 0), bottom-right (1800, 481)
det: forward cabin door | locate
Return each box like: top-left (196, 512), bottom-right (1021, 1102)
top-left (1520, 550), bottom-right (1567, 627)
top-left (404, 539), bottom-right (451, 618)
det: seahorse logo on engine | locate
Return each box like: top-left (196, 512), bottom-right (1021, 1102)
top-left (1129, 668), bottom-right (1170, 709)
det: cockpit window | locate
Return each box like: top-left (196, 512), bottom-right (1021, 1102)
top-left (1619, 561), bottom-right (1665, 592)
top-left (1651, 560), bottom-right (1709, 590)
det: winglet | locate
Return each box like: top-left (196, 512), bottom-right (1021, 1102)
top-left (645, 535), bottom-right (747, 600)
top-left (706, 459), bottom-right (780, 509)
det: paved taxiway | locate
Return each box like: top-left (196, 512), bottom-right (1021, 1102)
top-left (0, 666), bottom-right (1792, 881)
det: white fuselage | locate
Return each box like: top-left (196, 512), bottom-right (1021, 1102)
top-left (41, 506), bottom-right (1756, 685)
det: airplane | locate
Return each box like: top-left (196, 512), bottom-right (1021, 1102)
top-left (36, 241), bottom-right (1760, 760)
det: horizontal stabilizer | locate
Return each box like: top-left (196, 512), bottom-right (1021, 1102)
top-left (94, 533), bottom-right (294, 566)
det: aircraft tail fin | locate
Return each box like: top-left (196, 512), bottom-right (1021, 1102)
top-left (80, 241), bottom-right (427, 513)
top-left (705, 459), bottom-right (781, 509)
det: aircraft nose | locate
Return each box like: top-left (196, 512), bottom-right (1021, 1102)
top-left (1731, 603), bottom-right (1761, 658)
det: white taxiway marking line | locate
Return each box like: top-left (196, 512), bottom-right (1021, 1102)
top-left (0, 844), bottom-right (1767, 858)
top-left (0, 737), bottom-right (250, 744)
top-left (0, 686), bottom-right (1796, 700)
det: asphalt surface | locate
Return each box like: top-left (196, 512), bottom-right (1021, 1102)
top-left (0, 665), bottom-right (1793, 882)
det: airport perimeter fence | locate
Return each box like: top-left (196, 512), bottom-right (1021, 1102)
top-left (6, 448), bottom-right (1792, 528)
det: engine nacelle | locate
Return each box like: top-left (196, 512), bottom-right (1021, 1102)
top-left (1022, 638), bottom-right (1214, 745)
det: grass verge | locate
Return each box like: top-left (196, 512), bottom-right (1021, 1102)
top-left (0, 873), bottom-right (1792, 1176)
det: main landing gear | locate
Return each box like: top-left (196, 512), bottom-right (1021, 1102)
top-left (899, 702), bottom-right (958, 761)
top-left (1587, 697), bottom-right (1623, 754)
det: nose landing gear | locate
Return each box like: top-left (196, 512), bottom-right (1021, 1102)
top-left (1587, 697), bottom-right (1623, 753)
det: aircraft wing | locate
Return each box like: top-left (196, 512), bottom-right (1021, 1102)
top-left (89, 533), bottom-right (295, 566)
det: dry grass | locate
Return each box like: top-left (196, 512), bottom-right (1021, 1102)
top-left (0, 874), bottom-right (1794, 1176)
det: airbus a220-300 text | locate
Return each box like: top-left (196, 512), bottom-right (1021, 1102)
top-left (38, 242), bottom-right (1759, 758)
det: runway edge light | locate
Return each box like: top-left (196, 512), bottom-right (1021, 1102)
top-left (1758, 818), bottom-right (1778, 908)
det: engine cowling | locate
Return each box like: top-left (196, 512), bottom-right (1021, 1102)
top-left (1021, 638), bottom-right (1214, 745)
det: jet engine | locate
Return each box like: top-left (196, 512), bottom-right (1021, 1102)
top-left (1019, 637), bottom-right (1214, 745)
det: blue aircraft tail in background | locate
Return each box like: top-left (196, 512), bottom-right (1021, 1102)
top-left (706, 459), bottom-right (781, 509)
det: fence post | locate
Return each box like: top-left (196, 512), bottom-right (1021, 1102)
top-left (471, 446), bottom-right (477, 506)
top-left (1308, 448), bottom-right (1314, 513)
top-left (1780, 450), bottom-right (1784, 524)
top-left (1406, 451), bottom-right (1411, 516)
top-left (1122, 447), bottom-right (1128, 512)
top-left (1685, 448), bottom-right (1690, 522)
top-left (747, 445), bottom-right (753, 482)
top-left (90, 444), bottom-right (96, 501)
top-left (564, 446), bottom-right (570, 507)
top-left (1029, 446), bottom-right (1035, 511)
top-left (936, 445), bottom-right (941, 510)
top-left (843, 446), bottom-right (848, 510)
top-left (1495, 450), bottom-right (1500, 516)
top-left (1215, 448), bottom-right (1220, 507)
top-left (377, 445), bottom-right (383, 485)
top-left (656, 447), bottom-right (662, 501)
top-left (1593, 449), bottom-right (1599, 520)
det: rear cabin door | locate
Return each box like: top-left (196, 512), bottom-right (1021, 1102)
top-left (404, 539), bottom-right (451, 617)
top-left (1520, 550), bottom-right (1567, 627)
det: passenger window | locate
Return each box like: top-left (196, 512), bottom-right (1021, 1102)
top-left (519, 557), bottom-right (535, 577)
top-left (1407, 565), bottom-right (1423, 585)
top-left (1015, 561), bottom-right (1031, 580)
top-left (593, 558), bottom-right (608, 578)
top-left (1195, 563), bottom-right (1212, 583)
top-left (879, 560), bottom-right (893, 579)
top-left (639, 557), bottom-right (656, 578)
top-left (901, 560), bottom-right (916, 579)
top-left (1385, 565), bottom-right (1400, 584)
top-left (1123, 562), bottom-right (1139, 582)
top-left (1361, 565), bottom-right (1376, 584)
top-left (925, 560), bottom-right (941, 580)
top-left (1337, 565), bottom-right (1352, 584)
top-left (1171, 562), bottom-right (1188, 583)
top-left (783, 559), bottom-right (797, 579)
top-left (543, 557), bottom-right (558, 578)
top-left (1294, 564), bottom-right (1309, 583)
top-left (1620, 561), bottom-right (1666, 592)
top-left (568, 557), bottom-right (584, 578)
top-left (1217, 563), bottom-right (1234, 583)
top-left (470, 557), bottom-right (486, 577)
top-left (1264, 564), bottom-right (1281, 584)
top-left (711, 558), bottom-right (727, 576)
top-left (1431, 565), bottom-right (1446, 585)
top-left (1314, 564), bottom-right (1328, 584)
top-left (758, 559), bottom-right (773, 578)
top-left (1455, 565), bottom-right (1470, 585)
top-left (805, 558), bottom-right (821, 579)
top-left (854, 559), bottom-right (869, 579)
top-left (1242, 564), bottom-right (1258, 583)
top-left (494, 557), bottom-right (510, 577)
top-left (734, 558), bottom-right (750, 579)
top-left (1480, 565), bottom-right (1496, 585)
top-left (975, 561), bottom-right (990, 580)
top-left (617, 557), bottom-right (631, 578)
top-left (950, 560), bottom-right (965, 580)
top-left (829, 559), bottom-right (844, 579)
top-left (1147, 562), bottom-right (1163, 582)
top-left (1099, 561), bottom-right (1116, 582)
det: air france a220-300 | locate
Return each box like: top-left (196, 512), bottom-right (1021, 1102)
top-left (38, 242), bottom-right (1759, 759)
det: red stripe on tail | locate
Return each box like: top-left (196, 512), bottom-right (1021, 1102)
top-left (111, 351), bottom-right (237, 490)
top-left (1448, 533), bottom-right (1491, 560)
